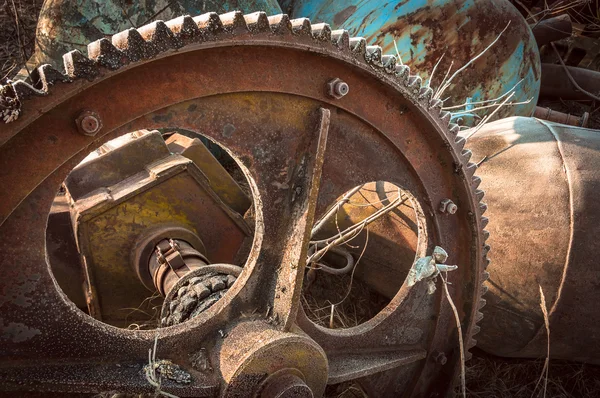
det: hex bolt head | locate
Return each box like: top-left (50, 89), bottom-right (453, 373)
top-left (440, 199), bottom-right (457, 214)
top-left (327, 78), bottom-right (349, 99)
top-left (433, 351), bottom-right (448, 365)
top-left (75, 110), bottom-right (102, 136)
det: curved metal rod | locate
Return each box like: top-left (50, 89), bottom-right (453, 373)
top-left (308, 244), bottom-right (355, 275)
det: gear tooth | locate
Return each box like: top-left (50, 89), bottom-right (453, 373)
top-left (454, 136), bottom-right (466, 152)
top-left (439, 110), bottom-right (451, 125)
top-left (465, 351), bottom-right (473, 361)
top-left (481, 284), bottom-right (489, 295)
top-left (138, 20), bottom-right (180, 51)
top-left (194, 12), bottom-right (224, 37)
top-left (311, 22), bottom-right (331, 41)
top-left (349, 37), bottom-right (367, 55)
top-left (467, 337), bottom-right (478, 349)
top-left (478, 298), bottom-right (487, 310)
top-left (475, 189), bottom-right (484, 202)
top-left (33, 64), bottom-right (68, 89)
top-left (448, 123), bottom-right (460, 137)
top-left (406, 75), bottom-right (422, 94)
top-left (475, 311), bottom-right (484, 322)
top-left (381, 55), bottom-right (397, 74)
top-left (484, 257), bottom-right (491, 269)
top-left (220, 11), bottom-right (247, 33)
top-left (471, 325), bottom-right (481, 336)
top-left (461, 149), bottom-right (473, 163)
top-left (429, 98), bottom-right (443, 112)
top-left (111, 28), bottom-right (153, 62)
top-left (268, 14), bottom-right (292, 34)
top-left (482, 270), bottom-right (490, 281)
top-left (330, 29), bottom-right (350, 50)
top-left (365, 45), bottom-right (383, 65)
top-left (11, 80), bottom-right (46, 99)
top-left (244, 11), bottom-right (270, 33)
top-left (483, 229), bottom-right (490, 242)
top-left (483, 244), bottom-right (491, 256)
top-left (290, 17), bottom-right (311, 35)
top-left (394, 64), bottom-right (410, 83)
top-left (479, 202), bottom-right (488, 215)
top-left (471, 176), bottom-right (482, 190)
top-left (418, 86), bottom-right (433, 103)
top-left (166, 15), bottom-right (201, 44)
top-left (481, 216), bottom-right (489, 228)
top-left (465, 162), bottom-right (477, 178)
top-left (63, 50), bottom-right (99, 79)
top-left (88, 38), bottom-right (124, 69)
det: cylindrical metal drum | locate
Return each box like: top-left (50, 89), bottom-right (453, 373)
top-left (465, 116), bottom-right (600, 364)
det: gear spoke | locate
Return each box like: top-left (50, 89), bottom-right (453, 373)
top-left (240, 107), bottom-right (330, 329)
top-left (327, 348), bottom-right (427, 384)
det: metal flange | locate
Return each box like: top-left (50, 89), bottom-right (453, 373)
top-left (217, 321), bottom-right (328, 398)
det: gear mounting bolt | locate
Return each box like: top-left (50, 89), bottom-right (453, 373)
top-left (439, 199), bottom-right (457, 214)
top-left (327, 78), bottom-right (349, 99)
top-left (76, 110), bottom-right (102, 136)
top-left (433, 351), bottom-right (448, 365)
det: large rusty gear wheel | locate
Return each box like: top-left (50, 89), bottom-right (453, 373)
top-left (0, 11), bottom-right (489, 397)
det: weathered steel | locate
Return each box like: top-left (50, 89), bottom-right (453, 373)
top-left (0, 11), bottom-right (487, 396)
top-left (465, 116), bottom-right (600, 364)
top-left (166, 133), bottom-right (252, 215)
top-left (280, 0), bottom-right (541, 122)
top-left (540, 63), bottom-right (600, 100)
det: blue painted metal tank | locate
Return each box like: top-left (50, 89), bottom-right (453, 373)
top-left (280, 0), bottom-right (541, 123)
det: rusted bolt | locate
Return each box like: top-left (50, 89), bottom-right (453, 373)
top-left (433, 351), bottom-right (447, 365)
top-left (327, 78), bottom-right (349, 99)
top-left (439, 199), bottom-right (457, 214)
top-left (75, 110), bottom-right (102, 136)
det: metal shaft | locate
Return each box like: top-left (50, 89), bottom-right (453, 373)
top-left (148, 238), bottom-right (209, 296)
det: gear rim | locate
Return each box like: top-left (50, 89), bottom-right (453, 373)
top-left (0, 10), bottom-right (489, 397)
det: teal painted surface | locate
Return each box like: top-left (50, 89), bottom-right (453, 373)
top-left (280, 0), bottom-right (541, 123)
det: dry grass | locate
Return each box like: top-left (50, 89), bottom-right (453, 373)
top-left (0, 0), bottom-right (43, 81)
top-left (464, 349), bottom-right (600, 398)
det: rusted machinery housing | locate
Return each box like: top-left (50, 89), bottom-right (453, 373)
top-left (0, 10), bottom-right (489, 397)
top-left (466, 116), bottom-right (600, 365)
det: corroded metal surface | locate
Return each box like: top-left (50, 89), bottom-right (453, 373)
top-left (166, 133), bottom-right (252, 215)
top-left (65, 130), bottom-right (249, 326)
top-left (465, 116), bottom-right (600, 364)
top-left (281, 0), bottom-right (541, 121)
top-left (0, 11), bottom-right (487, 396)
